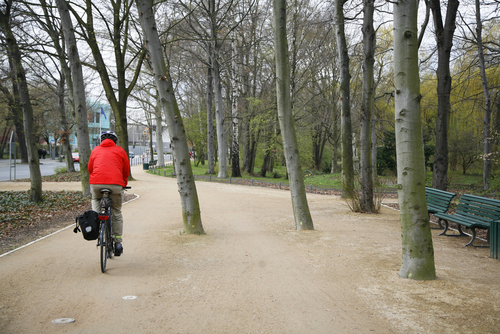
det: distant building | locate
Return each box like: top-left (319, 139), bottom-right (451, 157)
top-left (69, 104), bottom-right (111, 150)
top-left (127, 124), bottom-right (171, 157)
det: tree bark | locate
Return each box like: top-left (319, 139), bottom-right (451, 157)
top-left (273, 0), bottom-right (313, 230)
top-left (334, 0), bottom-right (355, 198)
top-left (57, 71), bottom-right (75, 172)
top-left (0, 1), bottom-right (42, 202)
top-left (430, 0), bottom-right (459, 191)
top-left (56, 0), bottom-right (91, 196)
top-left (155, 96), bottom-right (165, 167)
top-left (475, 0), bottom-right (492, 190)
top-left (206, 47), bottom-right (215, 175)
top-left (136, 0), bottom-right (204, 234)
top-left (0, 74), bottom-right (28, 164)
top-left (212, 53), bottom-right (228, 178)
top-left (393, 0), bottom-right (436, 280)
top-left (360, 0), bottom-right (375, 212)
top-left (207, 0), bottom-right (227, 178)
top-left (231, 34), bottom-right (241, 177)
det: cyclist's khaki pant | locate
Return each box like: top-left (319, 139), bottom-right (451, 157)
top-left (90, 184), bottom-right (124, 243)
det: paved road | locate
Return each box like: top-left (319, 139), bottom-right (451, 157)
top-left (0, 155), bottom-right (169, 182)
top-left (0, 159), bottom-right (76, 181)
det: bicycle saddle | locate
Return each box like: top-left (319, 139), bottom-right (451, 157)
top-left (100, 188), bottom-right (113, 194)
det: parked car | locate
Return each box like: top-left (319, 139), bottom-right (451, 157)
top-left (72, 152), bottom-right (79, 162)
top-left (129, 152), bottom-right (135, 158)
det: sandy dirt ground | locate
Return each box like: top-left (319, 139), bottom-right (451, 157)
top-left (0, 165), bottom-right (499, 334)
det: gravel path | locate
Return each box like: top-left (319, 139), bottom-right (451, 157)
top-left (0, 165), bottom-right (499, 333)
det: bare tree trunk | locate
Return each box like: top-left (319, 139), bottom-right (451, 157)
top-left (155, 96), bottom-right (165, 167)
top-left (0, 2), bottom-right (42, 202)
top-left (394, 0), bottom-right (436, 280)
top-left (213, 55), bottom-right (228, 178)
top-left (56, 0), bottom-right (91, 196)
top-left (331, 111), bottom-right (340, 174)
top-left (273, 0), bottom-right (314, 230)
top-left (430, 0), bottom-right (459, 191)
top-left (136, 0), bottom-right (204, 234)
top-left (475, 0), bottom-right (492, 190)
top-left (371, 114), bottom-right (377, 184)
top-left (360, 0), bottom-right (375, 212)
top-left (57, 72), bottom-right (75, 172)
top-left (206, 48), bottom-right (215, 175)
top-left (0, 73), bottom-right (28, 163)
top-left (334, 0), bottom-right (355, 198)
top-left (231, 34), bottom-right (241, 177)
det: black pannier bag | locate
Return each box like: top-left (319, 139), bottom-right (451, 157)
top-left (74, 210), bottom-right (100, 240)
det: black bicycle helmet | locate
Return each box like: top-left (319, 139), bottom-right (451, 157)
top-left (101, 131), bottom-right (118, 143)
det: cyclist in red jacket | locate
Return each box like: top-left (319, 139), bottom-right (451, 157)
top-left (89, 131), bottom-right (130, 256)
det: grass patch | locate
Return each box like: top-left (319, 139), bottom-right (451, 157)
top-left (153, 162), bottom-right (396, 191)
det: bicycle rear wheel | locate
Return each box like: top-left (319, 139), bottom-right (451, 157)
top-left (100, 221), bottom-right (107, 273)
top-left (106, 218), bottom-right (114, 260)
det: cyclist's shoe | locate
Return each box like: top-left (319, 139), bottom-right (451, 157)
top-left (114, 242), bottom-right (123, 256)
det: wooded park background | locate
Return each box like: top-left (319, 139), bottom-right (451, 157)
top-left (1, 0), bottom-right (499, 196)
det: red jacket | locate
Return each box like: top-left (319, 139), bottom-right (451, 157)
top-left (89, 139), bottom-right (130, 187)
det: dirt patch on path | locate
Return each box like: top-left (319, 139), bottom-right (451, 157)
top-left (0, 167), bottom-right (499, 333)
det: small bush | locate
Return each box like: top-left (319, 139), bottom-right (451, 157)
top-left (54, 166), bottom-right (67, 174)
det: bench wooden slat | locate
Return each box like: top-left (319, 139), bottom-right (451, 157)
top-left (434, 213), bottom-right (490, 229)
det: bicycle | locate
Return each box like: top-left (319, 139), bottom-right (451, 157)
top-left (97, 186), bottom-right (131, 273)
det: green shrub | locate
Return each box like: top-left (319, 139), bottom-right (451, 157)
top-left (54, 166), bottom-right (67, 174)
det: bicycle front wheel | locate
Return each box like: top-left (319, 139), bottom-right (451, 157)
top-left (100, 222), bottom-right (107, 273)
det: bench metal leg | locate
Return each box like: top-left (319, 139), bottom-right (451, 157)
top-left (430, 214), bottom-right (444, 230)
top-left (467, 228), bottom-right (489, 248)
top-left (464, 228), bottom-right (476, 247)
top-left (439, 220), bottom-right (450, 236)
top-left (439, 220), bottom-right (466, 237)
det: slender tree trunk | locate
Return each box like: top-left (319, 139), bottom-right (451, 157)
top-left (136, 0), bottom-right (204, 234)
top-left (0, 73), bottom-right (28, 163)
top-left (206, 48), bottom-right (215, 175)
top-left (213, 55), bottom-right (228, 178)
top-left (155, 97), bottom-right (165, 167)
top-left (273, 0), bottom-right (314, 230)
top-left (231, 34), bottom-right (241, 177)
top-left (430, 0), bottom-right (459, 191)
top-left (56, 0), bottom-right (91, 196)
top-left (475, 0), bottom-right (492, 190)
top-left (0, 3), bottom-right (42, 202)
top-left (57, 73), bottom-right (75, 172)
top-left (331, 110), bottom-right (340, 174)
top-left (393, 0), bottom-right (436, 280)
top-left (371, 115), bottom-right (377, 183)
top-left (334, 0), bottom-right (355, 198)
top-left (197, 96), bottom-right (205, 165)
top-left (242, 121), bottom-right (250, 172)
top-left (248, 129), bottom-right (259, 174)
top-left (360, 0), bottom-right (375, 212)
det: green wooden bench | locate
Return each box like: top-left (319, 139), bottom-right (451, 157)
top-left (148, 160), bottom-right (157, 169)
top-left (434, 194), bottom-right (500, 247)
top-left (425, 187), bottom-right (457, 229)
